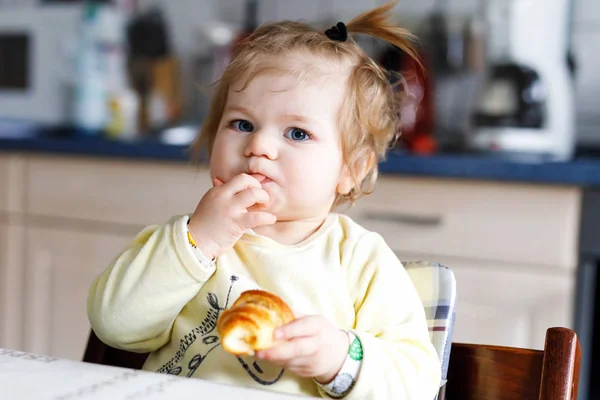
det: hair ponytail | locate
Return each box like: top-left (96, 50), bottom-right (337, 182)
top-left (346, 1), bottom-right (421, 66)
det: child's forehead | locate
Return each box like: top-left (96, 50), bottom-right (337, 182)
top-left (227, 74), bottom-right (347, 122)
top-left (230, 53), bottom-right (351, 92)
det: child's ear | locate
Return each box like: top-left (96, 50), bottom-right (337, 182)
top-left (337, 151), bottom-right (376, 196)
top-left (337, 168), bottom-right (354, 196)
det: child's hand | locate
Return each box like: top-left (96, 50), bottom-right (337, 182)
top-left (255, 315), bottom-right (350, 384)
top-left (188, 173), bottom-right (276, 260)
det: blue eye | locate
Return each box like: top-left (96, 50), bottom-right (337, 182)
top-left (232, 120), bottom-right (254, 132)
top-left (285, 127), bottom-right (309, 141)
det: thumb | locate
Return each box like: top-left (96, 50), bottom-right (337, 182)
top-left (212, 178), bottom-right (224, 187)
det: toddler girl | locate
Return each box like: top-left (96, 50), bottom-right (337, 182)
top-left (88, 2), bottom-right (442, 399)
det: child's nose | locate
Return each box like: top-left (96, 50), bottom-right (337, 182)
top-left (243, 130), bottom-right (278, 160)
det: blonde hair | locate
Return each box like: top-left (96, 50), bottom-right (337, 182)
top-left (192, 1), bottom-right (419, 208)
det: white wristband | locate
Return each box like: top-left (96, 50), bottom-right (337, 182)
top-left (190, 242), bottom-right (215, 268)
top-left (317, 330), bottom-right (363, 398)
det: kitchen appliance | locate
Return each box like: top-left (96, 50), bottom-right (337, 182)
top-left (0, 5), bottom-right (81, 126)
top-left (469, 0), bottom-right (576, 161)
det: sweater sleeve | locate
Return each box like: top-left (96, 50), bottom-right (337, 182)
top-left (87, 215), bottom-right (216, 353)
top-left (335, 232), bottom-right (441, 400)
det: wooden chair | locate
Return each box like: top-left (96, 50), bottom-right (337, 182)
top-left (83, 330), bottom-right (149, 370)
top-left (445, 327), bottom-right (581, 400)
top-left (83, 326), bottom-right (581, 400)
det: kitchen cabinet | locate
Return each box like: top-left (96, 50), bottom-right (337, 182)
top-left (17, 155), bottom-right (213, 360)
top-left (0, 219), bottom-right (8, 345)
top-left (0, 220), bottom-right (26, 351)
top-left (0, 154), bottom-right (26, 351)
top-left (345, 177), bottom-right (579, 350)
top-left (0, 156), bottom-right (10, 212)
top-left (0, 154), bottom-right (25, 215)
top-left (346, 177), bottom-right (580, 268)
top-left (25, 156), bottom-right (212, 226)
top-left (0, 154), bottom-right (581, 359)
top-left (399, 253), bottom-right (574, 349)
top-left (22, 225), bottom-right (135, 360)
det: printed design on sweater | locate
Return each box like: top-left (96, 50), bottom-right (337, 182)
top-left (156, 275), bottom-right (238, 375)
top-left (156, 274), bottom-right (285, 385)
top-left (235, 357), bottom-right (286, 385)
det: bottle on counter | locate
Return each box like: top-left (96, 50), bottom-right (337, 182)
top-left (73, 0), bottom-right (110, 136)
top-left (73, 0), bottom-right (139, 140)
top-left (102, 1), bottom-right (140, 141)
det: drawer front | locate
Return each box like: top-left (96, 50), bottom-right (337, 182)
top-left (26, 156), bottom-right (212, 227)
top-left (341, 176), bottom-right (581, 268)
top-left (0, 154), bottom-right (25, 214)
top-left (23, 226), bottom-right (134, 360)
top-left (0, 156), bottom-right (9, 213)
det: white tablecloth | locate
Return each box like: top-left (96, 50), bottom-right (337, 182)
top-left (0, 348), bottom-right (312, 399)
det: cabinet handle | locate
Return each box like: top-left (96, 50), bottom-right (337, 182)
top-left (361, 211), bottom-right (444, 227)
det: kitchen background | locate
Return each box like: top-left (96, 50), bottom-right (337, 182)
top-left (0, 0), bottom-right (598, 154)
top-left (1, 0), bottom-right (600, 399)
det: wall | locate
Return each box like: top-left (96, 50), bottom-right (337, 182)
top-left (217, 0), bottom-right (480, 23)
top-left (573, 0), bottom-right (600, 145)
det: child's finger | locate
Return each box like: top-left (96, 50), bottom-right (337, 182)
top-left (234, 187), bottom-right (270, 209)
top-left (257, 337), bottom-right (318, 362)
top-left (274, 316), bottom-right (322, 341)
top-left (222, 173), bottom-right (262, 196)
top-left (212, 178), bottom-right (225, 187)
top-left (261, 355), bottom-right (313, 374)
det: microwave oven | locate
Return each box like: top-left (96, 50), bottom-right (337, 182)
top-left (0, 5), bottom-right (82, 125)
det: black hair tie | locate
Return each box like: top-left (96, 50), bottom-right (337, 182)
top-left (325, 22), bottom-right (348, 42)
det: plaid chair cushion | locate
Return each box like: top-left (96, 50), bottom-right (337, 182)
top-left (403, 261), bottom-right (457, 395)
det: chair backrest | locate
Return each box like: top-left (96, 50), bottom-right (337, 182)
top-left (403, 260), bottom-right (457, 393)
top-left (83, 329), bottom-right (148, 370)
top-left (445, 327), bottom-right (581, 400)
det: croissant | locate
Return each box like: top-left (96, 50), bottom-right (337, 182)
top-left (217, 289), bottom-right (295, 356)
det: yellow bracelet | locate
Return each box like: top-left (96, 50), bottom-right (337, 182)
top-left (187, 230), bottom-right (197, 249)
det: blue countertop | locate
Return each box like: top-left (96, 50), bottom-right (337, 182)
top-left (379, 153), bottom-right (600, 186)
top-left (2, 130), bottom-right (600, 187)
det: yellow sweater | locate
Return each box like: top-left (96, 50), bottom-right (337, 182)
top-left (87, 213), bottom-right (441, 399)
